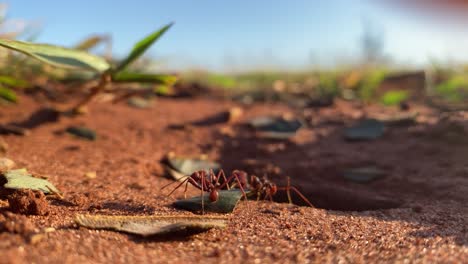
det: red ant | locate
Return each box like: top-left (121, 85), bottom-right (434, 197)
top-left (161, 169), bottom-right (247, 213)
top-left (241, 174), bottom-right (314, 207)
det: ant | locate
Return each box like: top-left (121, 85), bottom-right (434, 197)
top-left (161, 169), bottom-right (247, 213)
top-left (241, 174), bottom-right (314, 207)
top-left (162, 169), bottom-right (314, 211)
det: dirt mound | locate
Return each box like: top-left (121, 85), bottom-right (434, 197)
top-left (8, 190), bottom-right (49, 216)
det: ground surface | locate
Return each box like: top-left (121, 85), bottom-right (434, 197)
top-left (0, 95), bottom-right (466, 263)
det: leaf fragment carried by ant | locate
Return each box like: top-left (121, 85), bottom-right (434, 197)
top-left (75, 214), bottom-right (228, 237)
top-left (3, 168), bottom-right (60, 194)
top-left (173, 190), bottom-right (243, 213)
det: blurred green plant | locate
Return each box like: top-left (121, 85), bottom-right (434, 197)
top-left (434, 75), bottom-right (468, 102)
top-left (358, 68), bottom-right (387, 101)
top-left (0, 22), bottom-right (176, 113)
top-left (380, 90), bottom-right (409, 106)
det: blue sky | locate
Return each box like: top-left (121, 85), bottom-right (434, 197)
top-left (4, 0), bottom-right (468, 71)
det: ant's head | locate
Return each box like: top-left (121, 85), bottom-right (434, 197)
top-left (190, 170), bottom-right (205, 180)
top-left (250, 175), bottom-right (262, 189)
top-left (268, 184), bottom-right (278, 196)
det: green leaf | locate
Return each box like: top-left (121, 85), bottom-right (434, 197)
top-left (75, 214), bottom-right (228, 237)
top-left (114, 23), bottom-right (173, 73)
top-left (0, 38), bottom-right (110, 72)
top-left (0, 75), bottom-right (29, 88)
top-left (3, 168), bottom-right (60, 194)
top-left (173, 190), bottom-right (243, 213)
top-left (0, 85), bottom-right (17, 103)
top-left (112, 72), bottom-right (177, 85)
top-left (74, 35), bottom-right (108, 51)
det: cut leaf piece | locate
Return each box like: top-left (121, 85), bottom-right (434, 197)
top-left (112, 72), bottom-right (177, 85)
top-left (66, 126), bottom-right (96, 141)
top-left (114, 23), bottom-right (173, 73)
top-left (0, 38), bottom-right (110, 72)
top-left (163, 155), bottom-right (220, 182)
top-left (344, 119), bottom-right (385, 141)
top-left (173, 190), bottom-right (243, 213)
top-left (249, 116), bottom-right (303, 139)
top-left (3, 168), bottom-right (60, 194)
top-left (342, 166), bottom-right (386, 183)
top-left (75, 214), bottom-right (228, 237)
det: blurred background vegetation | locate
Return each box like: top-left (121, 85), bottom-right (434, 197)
top-left (1, 1), bottom-right (468, 110)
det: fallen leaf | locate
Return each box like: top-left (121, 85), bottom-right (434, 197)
top-left (249, 116), bottom-right (303, 139)
top-left (3, 168), bottom-right (60, 194)
top-left (127, 97), bottom-right (153, 109)
top-left (344, 119), bottom-right (385, 141)
top-left (75, 214), bottom-right (228, 236)
top-left (342, 166), bottom-right (387, 183)
top-left (66, 126), bottom-right (96, 141)
top-left (163, 155), bottom-right (220, 182)
top-left (0, 158), bottom-right (15, 173)
top-left (173, 190), bottom-right (243, 213)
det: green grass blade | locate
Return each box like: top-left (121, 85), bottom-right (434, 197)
top-left (114, 23), bottom-right (173, 73)
top-left (112, 72), bottom-right (177, 85)
top-left (0, 85), bottom-right (17, 103)
top-left (0, 38), bottom-right (110, 72)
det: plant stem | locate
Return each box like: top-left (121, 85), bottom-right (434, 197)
top-left (70, 73), bottom-right (111, 114)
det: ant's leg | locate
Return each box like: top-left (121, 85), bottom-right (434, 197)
top-left (286, 177), bottom-right (293, 205)
top-left (160, 175), bottom-right (189, 190)
top-left (166, 177), bottom-right (190, 197)
top-left (217, 170), bottom-right (230, 190)
top-left (277, 185), bottom-right (314, 207)
top-left (289, 187), bottom-right (314, 207)
top-left (201, 171), bottom-right (205, 214)
top-left (220, 173), bottom-right (248, 200)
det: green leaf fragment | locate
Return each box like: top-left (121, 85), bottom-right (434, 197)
top-left (173, 190), bottom-right (243, 213)
top-left (114, 23), bottom-right (173, 73)
top-left (75, 214), bottom-right (228, 236)
top-left (112, 72), bottom-right (177, 85)
top-left (0, 38), bottom-right (110, 72)
top-left (3, 168), bottom-right (60, 194)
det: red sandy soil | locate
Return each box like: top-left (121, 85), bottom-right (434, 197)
top-left (0, 95), bottom-right (466, 263)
